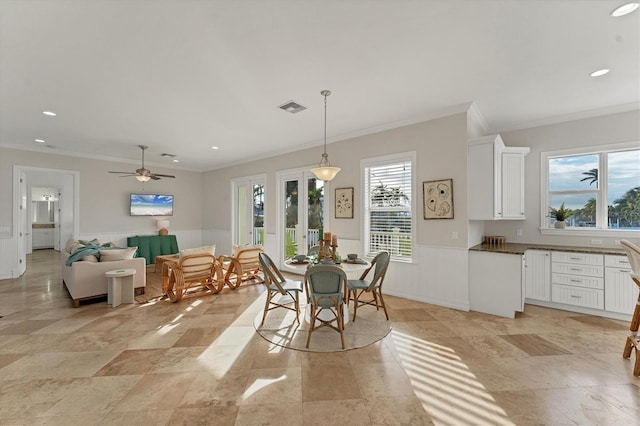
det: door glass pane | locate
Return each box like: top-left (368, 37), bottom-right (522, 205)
top-left (284, 179), bottom-right (299, 258)
top-left (236, 184), bottom-right (249, 245)
top-left (307, 177), bottom-right (324, 253)
top-left (608, 150), bottom-right (640, 229)
top-left (252, 183), bottom-right (264, 245)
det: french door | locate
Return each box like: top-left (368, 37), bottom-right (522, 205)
top-left (232, 176), bottom-right (265, 246)
top-left (279, 170), bottom-right (325, 270)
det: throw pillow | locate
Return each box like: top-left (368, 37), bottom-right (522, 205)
top-left (179, 244), bottom-right (216, 258)
top-left (81, 255), bottom-right (98, 262)
top-left (99, 246), bottom-right (138, 262)
top-left (65, 239), bottom-right (80, 253)
top-left (69, 242), bottom-right (86, 255)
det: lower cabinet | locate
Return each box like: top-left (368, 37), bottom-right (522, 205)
top-left (469, 251), bottom-right (524, 318)
top-left (524, 250), bottom-right (550, 301)
top-left (605, 255), bottom-right (636, 314)
top-left (522, 250), bottom-right (634, 319)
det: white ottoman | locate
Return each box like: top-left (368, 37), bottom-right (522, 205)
top-left (106, 268), bottom-right (136, 307)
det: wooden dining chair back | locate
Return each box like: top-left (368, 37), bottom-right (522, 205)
top-left (304, 265), bottom-right (348, 349)
top-left (163, 254), bottom-right (224, 302)
top-left (620, 240), bottom-right (640, 376)
top-left (219, 246), bottom-right (265, 289)
top-left (258, 252), bottom-right (304, 326)
top-left (347, 251), bottom-right (390, 321)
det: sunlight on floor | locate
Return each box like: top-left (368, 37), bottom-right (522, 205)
top-left (392, 331), bottom-right (514, 426)
top-left (241, 375), bottom-right (287, 401)
top-left (196, 290), bottom-right (266, 377)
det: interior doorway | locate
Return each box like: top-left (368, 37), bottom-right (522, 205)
top-left (29, 187), bottom-right (60, 252)
top-left (13, 166), bottom-right (79, 277)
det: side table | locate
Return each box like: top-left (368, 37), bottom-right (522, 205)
top-left (106, 268), bottom-right (137, 307)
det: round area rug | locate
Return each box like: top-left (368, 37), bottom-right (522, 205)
top-left (253, 297), bottom-right (391, 352)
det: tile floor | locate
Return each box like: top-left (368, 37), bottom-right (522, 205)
top-left (0, 249), bottom-right (638, 425)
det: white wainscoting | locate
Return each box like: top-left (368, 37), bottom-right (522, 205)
top-left (383, 244), bottom-right (470, 311)
top-left (0, 236), bottom-right (18, 279)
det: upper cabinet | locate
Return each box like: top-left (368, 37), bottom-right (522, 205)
top-left (468, 134), bottom-right (530, 220)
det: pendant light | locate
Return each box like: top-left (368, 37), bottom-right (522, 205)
top-left (310, 90), bottom-right (340, 181)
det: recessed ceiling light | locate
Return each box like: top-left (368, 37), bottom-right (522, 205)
top-left (590, 68), bottom-right (610, 77)
top-left (211, 146), bottom-right (219, 150)
top-left (35, 139), bottom-right (45, 143)
top-left (610, 2), bottom-right (639, 17)
top-left (172, 159), bottom-right (179, 163)
top-left (42, 111), bottom-right (56, 116)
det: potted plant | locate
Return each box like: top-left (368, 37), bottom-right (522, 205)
top-left (549, 203), bottom-right (572, 229)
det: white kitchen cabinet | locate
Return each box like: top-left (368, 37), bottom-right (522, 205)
top-left (469, 251), bottom-right (524, 318)
top-left (551, 251), bottom-right (604, 310)
top-left (468, 134), bottom-right (530, 220)
top-left (524, 250), bottom-right (550, 301)
top-left (605, 255), bottom-right (636, 315)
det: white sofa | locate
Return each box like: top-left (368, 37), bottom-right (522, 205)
top-left (61, 242), bottom-right (146, 307)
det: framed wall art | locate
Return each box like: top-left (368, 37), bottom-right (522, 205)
top-left (423, 179), bottom-right (454, 219)
top-left (335, 187), bottom-right (354, 219)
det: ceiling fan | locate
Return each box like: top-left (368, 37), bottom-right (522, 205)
top-left (108, 145), bottom-right (175, 181)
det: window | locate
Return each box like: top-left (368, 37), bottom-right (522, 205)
top-left (362, 152), bottom-right (415, 261)
top-left (543, 143), bottom-right (640, 233)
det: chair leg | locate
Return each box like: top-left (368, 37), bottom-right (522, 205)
top-left (377, 289), bottom-right (389, 320)
top-left (306, 303), bottom-right (316, 348)
top-left (338, 302), bottom-right (345, 349)
top-left (294, 292), bottom-right (300, 325)
top-left (352, 290), bottom-right (359, 321)
top-left (261, 290), bottom-right (273, 326)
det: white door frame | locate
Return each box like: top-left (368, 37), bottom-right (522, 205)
top-left (276, 166), bottom-right (330, 272)
top-left (231, 174), bottom-right (266, 246)
top-left (13, 166), bottom-right (79, 276)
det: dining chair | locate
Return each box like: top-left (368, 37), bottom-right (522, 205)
top-left (347, 251), bottom-right (390, 321)
top-left (620, 240), bottom-right (640, 376)
top-left (258, 252), bottom-right (304, 326)
top-left (304, 264), bottom-right (348, 349)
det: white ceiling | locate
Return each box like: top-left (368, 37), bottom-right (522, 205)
top-left (1, 0), bottom-right (638, 172)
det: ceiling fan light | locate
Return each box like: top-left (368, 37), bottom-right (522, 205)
top-left (136, 175), bottom-right (151, 182)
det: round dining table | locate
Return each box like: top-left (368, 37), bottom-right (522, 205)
top-left (283, 258), bottom-right (371, 326)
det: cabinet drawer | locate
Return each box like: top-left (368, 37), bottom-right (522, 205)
top-left (552, 284), bottom-right (604, 309)
top-left (552, 252), bottom-right (603, 266)
top-left (605, 255), bottom-right (630, 268)
top-left (551, 273), bottom-right (604, 289)
top-left (551, 262), bottom-right (603, 277)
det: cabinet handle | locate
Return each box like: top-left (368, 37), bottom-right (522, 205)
top-left (570, 268), bottom-right (582, 271)
top-left (620, 269), bottom-right (630, 273)
top-left (570, 279), bottom-right (582, 283)
top-left (619, 260), bottom-right (629, 264)
top-left (570, 295), bottom-right (582, 299)
top-left (570, 257), bottom-right (581, 260)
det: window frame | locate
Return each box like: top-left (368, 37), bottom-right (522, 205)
top-left (540, 141), bottom-right (640, 237)
top-left (361, 151), bottom-right (416, 263)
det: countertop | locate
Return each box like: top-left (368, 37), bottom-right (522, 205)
top-left (469, 242), bottom-right (626, 256)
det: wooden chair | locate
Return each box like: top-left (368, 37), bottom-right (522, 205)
top-left (305, 264), bottom-right (348, 349)
top-left (347, 251), bottom-right (390, 321)
top-left (219, 246), bottom-right (265, 289)
top-left (620, 240), bottom-right (640, 376)
top-left (258, 252), bottom-right (304, 326)
top-left (162, 254), bottom-right (224, 302)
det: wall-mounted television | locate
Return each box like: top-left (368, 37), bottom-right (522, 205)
top-left (130, 194), bottom-right (174, 216)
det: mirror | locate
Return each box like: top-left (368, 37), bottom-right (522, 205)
top-left (31, 187), bottom-right (57, 223)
